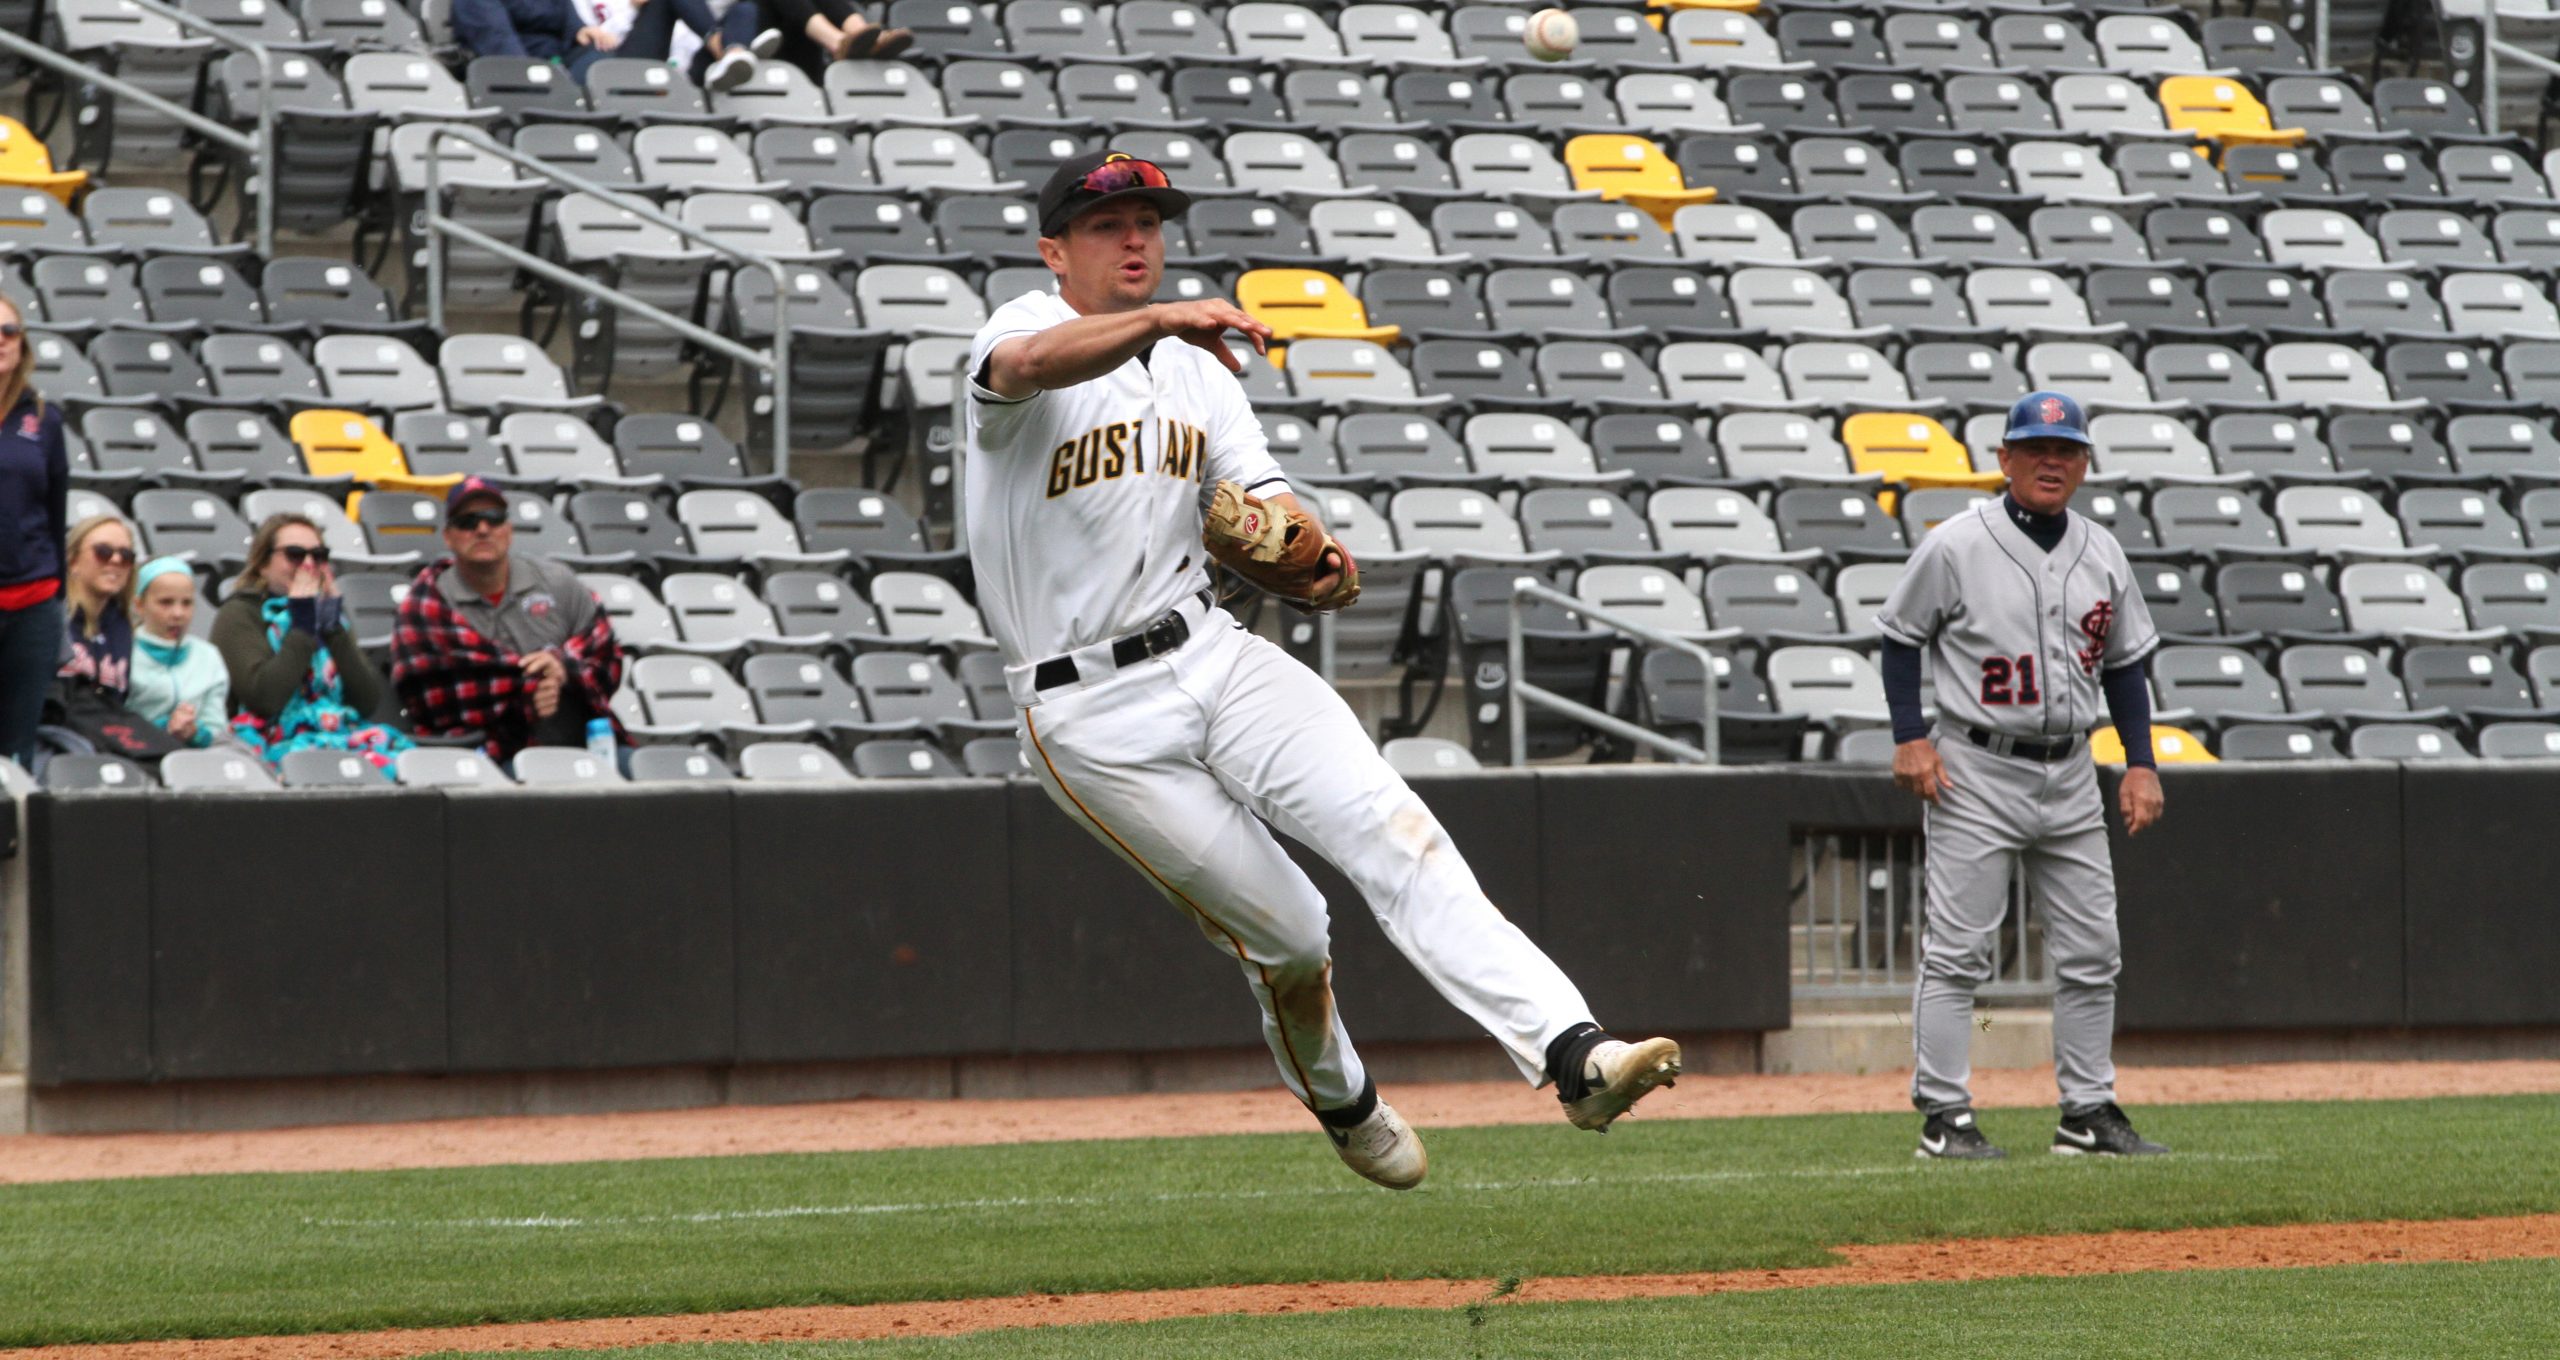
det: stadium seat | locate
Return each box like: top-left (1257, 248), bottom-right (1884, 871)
top-left (1564, 134), bottom-right (1716, 228)
top-left (2091, 725), bottom-right (2217, 765)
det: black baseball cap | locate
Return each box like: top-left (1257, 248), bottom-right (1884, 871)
top-left (1037, 150), bottom-right (1191, 238)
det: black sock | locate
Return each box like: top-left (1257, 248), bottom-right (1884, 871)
top-left (1315, 1076), bottom-right (1378, 1130)
top-left (1545, 1023), bottom-right (1609, 1103)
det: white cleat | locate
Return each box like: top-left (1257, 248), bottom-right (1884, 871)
top-left (1327, 1101), bottom-right (1428, 1190)
top-left (1564, 1036), bottom-right (1683, 1132)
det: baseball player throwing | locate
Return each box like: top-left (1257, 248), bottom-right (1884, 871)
top-left (1874, 392), bottom-right (2171, 1160)
top-left (962, 151), bottom-right (1680, 1190)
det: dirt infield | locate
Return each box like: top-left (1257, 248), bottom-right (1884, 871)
top-left (7, 1214), bottom-right (2553, 1359)
top-left (6, 1059), bottom-right (2556, 1186)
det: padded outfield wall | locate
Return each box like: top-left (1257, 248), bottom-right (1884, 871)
top-left (7, 764), bottom-right (2554, 1098)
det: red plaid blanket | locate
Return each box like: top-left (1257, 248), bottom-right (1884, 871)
top-left (389, 561), bottom-right (626, 760)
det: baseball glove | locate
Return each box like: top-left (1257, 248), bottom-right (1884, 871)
top-left (1202, 480), bottom-right (1361, 613)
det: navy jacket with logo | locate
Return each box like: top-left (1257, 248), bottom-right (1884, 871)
top-left (0, 393), bottom-right (67, 592)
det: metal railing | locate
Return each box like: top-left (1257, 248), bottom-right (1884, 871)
top-left (1793, 829), bottom-right (2048, 1001)
top-left (0, 0), bottom-right (276, 256)
top-left (2478, 1), bottom-right (2560, 137)
top-left (419, 124), bottom-right (798, 474)
top-left (1506, 577), bottom-right (1731, 767)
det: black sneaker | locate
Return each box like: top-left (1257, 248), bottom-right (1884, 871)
top-left (1916, 1108), bottom-right (2006, 1160)
top-left (2054, 1102), bottom-right (2170, 1156)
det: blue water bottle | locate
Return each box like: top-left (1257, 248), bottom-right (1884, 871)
top-left (585, 717), bottom-right (617, 762)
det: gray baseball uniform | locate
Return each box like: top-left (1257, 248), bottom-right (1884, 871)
top-left (1874, 496), bottom-right (2160, 1115)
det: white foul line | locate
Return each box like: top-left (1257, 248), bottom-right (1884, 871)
top-left (301, 1153), bottom-right (2278, 1232)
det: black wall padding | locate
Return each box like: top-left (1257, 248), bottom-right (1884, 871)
top-left (1537, 769), bottom-right (1794, 1034)
top-left (1004, 779), bottom-right (1266, 1054)
top-left (2108, 764), bottom-right (2406, 1031)
top-left (150, 790), bottom-right (449, 1080)
top-left (26, 793), bottom-right (153, 1084)
top-left (1274, 771), bottom-right (1544, 1045)
top-left (442, 787), bottom-right (737, 1072)
top-left (2401, 766), bottom-right (2560, 1026)
top-left (733, 783), bottom-right (1012, 1063)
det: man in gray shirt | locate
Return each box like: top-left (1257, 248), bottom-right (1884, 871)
top-left (389, 477), bottom-right (626, 758)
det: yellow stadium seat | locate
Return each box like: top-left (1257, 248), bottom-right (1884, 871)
top-left (0, 117), bottom-right (86, 207)
top-left (1843, 413), bottom-right (2008, 501)
top-left (1236, 269), bottom-right (1399, 345)
top-left (1564, 134), bottom-right (1717, 229)
top-left (2157, 75), bottom-right (2305, 155)
top-left (2092, 724), bottom-right (2217, 766)
top-left (289, 409), bottom-right (459, 501)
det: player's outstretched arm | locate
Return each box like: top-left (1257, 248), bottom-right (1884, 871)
top-left (981, 300), bottom-right (1273, 399)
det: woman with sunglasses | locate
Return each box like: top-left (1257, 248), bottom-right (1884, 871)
top-left (0, 294), bottom-right (66, 768)
top-left (212, 512), bottom-right (411, 771)
top-left (58, 514), bottom-right (137, 703)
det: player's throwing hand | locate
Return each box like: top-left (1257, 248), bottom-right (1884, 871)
top-left (1153, 299), bottom-right (1270, 372)
top-left (1892, 738), bottom-right (1954, 804)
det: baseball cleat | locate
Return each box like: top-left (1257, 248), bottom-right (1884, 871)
top-left (2053, 1102), bottom-right (2170, 1156)
top-left (1916, 1108), bottom-right (2006, 1160)
top-left (1563, 1036), bottom-right (1682, 1132)
top-left (1327, 1100), bottom-right (1428, 1190)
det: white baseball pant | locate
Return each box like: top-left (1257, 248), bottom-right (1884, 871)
top-left (1014, 605), bottom-right (1596, 1112)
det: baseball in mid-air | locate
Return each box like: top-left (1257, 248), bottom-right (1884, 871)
top-left (1523, 7), bottom-right (1579, 61)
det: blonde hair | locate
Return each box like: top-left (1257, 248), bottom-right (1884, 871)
top-left (235, 511), bottom-right (322, 593)
top-left (0, 291), bottom-right (39, 420)
top-left (64, 512), bottom-right (136, 628)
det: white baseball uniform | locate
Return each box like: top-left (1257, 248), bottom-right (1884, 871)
top-left (963, 290), bottom-right (1597, 1111)
top-left (1874, 497), bottom-right (2160, 1114)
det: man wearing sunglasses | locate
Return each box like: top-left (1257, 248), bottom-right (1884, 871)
top-left (389, 477), bottom-right (627, 762)
top-left (963, 151), bottom-right (1681, 1192)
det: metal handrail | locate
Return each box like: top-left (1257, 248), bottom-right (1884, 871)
top-left (2478, 1), bottom-right (2560, 137)
top-left (419, 124), bottom-right (796, 474)
top-left (0, 0), bottom-right (276, 256)
top-left (1505, 577), bottom-right (1731, 767)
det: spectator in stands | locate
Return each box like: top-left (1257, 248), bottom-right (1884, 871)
top-left (582, 0), bottom-right (784, 91)
top-left (214, 512), bottom-right (411, 771)
top-left (58, 514), bottom-right (135, 702)
top-left (51, 514), bottom-right (180, 761)
top-left (390, 478), bottom-right (625, 762)
top-left (127, 558), bottom-right (230, 749)
top-left (0, 291), bottom-right (65, 768)
top-left (452, 0), bottom-right (587, 69)
top-left (763, 0), bottom-right (911, 77)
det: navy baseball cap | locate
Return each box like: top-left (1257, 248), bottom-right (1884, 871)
top-left (444, 476), bottom-right (507, 524)
top-left (2004, 390), bottom-right (2092, 447)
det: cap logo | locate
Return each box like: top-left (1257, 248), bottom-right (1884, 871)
top-left (2040, 396), bottom-right (2067, 425)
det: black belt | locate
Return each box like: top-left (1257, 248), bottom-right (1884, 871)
top-left (1965, 727), bottom-right (2082, 762)
top-left (1031, 590), bottom-right (1211, 692)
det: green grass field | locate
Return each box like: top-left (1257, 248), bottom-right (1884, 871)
top-left (1, 1095), bottom-right (2553, 1350)
top-left (418, 1259), bottom-right (2560, 1360)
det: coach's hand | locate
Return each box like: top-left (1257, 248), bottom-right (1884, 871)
top-left (1893, 738), bottom-right (1953, 805)
top-left (2120, 765), bottom-right (2164, 836)
top-left (1153, 300), bottom-right (1271, 373)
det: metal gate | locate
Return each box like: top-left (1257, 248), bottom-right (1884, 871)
top-left (1791, 830), bottom-right (2051, 1002)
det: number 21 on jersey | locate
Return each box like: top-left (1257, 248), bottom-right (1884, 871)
top-left (1979, 654), bottom-right (2042, 705)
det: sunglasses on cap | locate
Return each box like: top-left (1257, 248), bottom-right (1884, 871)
top-left (1075, 157), bottom-right (1171, 195)
top-left (449, 508), bottom-right (508, 532)
top-left (89, 542), bottom-right (135, 565)
top-left (278, 544), bottom-right (332, 566)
